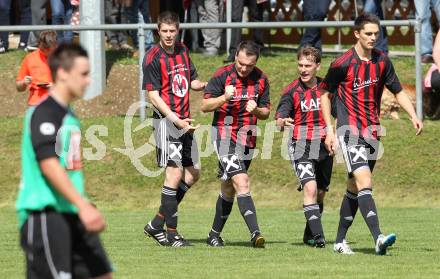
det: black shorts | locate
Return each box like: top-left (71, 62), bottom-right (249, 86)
top-left (288, 140), bottom-right (333, 191)
top-left (214, 140), bottom-right (254, 181)
top-left (154, 118), bottom-right (199, 168)
top-left (20, 210), bottom-right (112, 279)
top-left (337, 135), bottom-right (379, 178)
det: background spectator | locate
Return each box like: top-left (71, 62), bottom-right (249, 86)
top-left (16, 30), bottom-right (57, 105)
top-left (363, 0), bottom-right (388, 54)
top-left (125, 0), bottom-right (154, 51)
top-left (225, 0), bottom-right (266, 63)
top-left (196, 0), bottom-right (221, 56)
top-left (414, 0), bottom-right (440, 63)
top-left (29, 0), bottom-right (49, 50)
top-left (105, 0), bottom-right (130, 50)
top-left (0, 0), bottom-right (32, 53)
top-left (299, 0), bottom-right (331, 53)
top-left (51, 0), bottom-right (73, 43)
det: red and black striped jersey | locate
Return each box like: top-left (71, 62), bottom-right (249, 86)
top-left (204, 64), bottom-right (271, 148)
top-left (142, 42), bottom-right (198, 119)
top-left (320, 47), bottom-right (402, 139)
top-left (275, 77), bottom-right (326, 141)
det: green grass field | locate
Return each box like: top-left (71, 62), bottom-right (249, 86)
top-left (1, 49), bottom-right (440, 278)
top-left (1, 208), bottom-right (439, 278)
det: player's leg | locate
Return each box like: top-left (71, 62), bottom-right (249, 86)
top-left (145, 165), bottom-right (184, 246)
top-left (334, 136), bottom-right (361, 254)
top-left (303, 180), bottom-right (325, 247)
top-left (336, 177), bottom-right (358, 240)
top-left (317, 189), bottom-right (325, 222)
top-left (149, 134), bottom-right (199, 231)
top-left (176, 166), bottom-right (200, 203)
top-left (207, 179), bottom-right (235, 247)
top-left (20, 211), bottom-right (73, 278)
top-left (176, 133), bottom-right (200, 204)
top-left (69, 214), bottom-right (113, 279)
top-left (161, 166), bottom-right (193, 246)
top-left (231, 173), bottom-right (265, 248)
top-left (353, 167), bottom-right (396, 255)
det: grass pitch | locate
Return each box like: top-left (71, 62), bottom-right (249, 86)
top-left (1, 208), bottom-right (439, 278)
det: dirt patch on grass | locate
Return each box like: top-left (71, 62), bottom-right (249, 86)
top-left (0, 63), bottom-right (205, 118)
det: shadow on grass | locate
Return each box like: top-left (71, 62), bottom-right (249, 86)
top-left (189, 238), bottom-right (287, 247)
top-left (352, 248), bottom-right (380, 255)
top-left (290, 240), bottom-right (358, 247)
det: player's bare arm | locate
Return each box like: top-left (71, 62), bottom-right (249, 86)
top-left (201, 84), bottom-right (235, 112)
top-left (320, 89), bottom-right (336, 155)
top-left (394, 91), bottom-right (423, 135)
top-left (39, 157), bottom-right (106, 232)
top-left (148, 90), bottom-right (198, 131)
top-left (275, 117), bottom-right (294, 131)
top-left (190, 80), bottom-right (208, 91)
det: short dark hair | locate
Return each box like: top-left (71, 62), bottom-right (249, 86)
top-left (354, 14), bottom-right (381, 31)
top-left (235, 40), bottom-right (260, 60)
top-left (49, 44), bottom-right (88, 80)
top-left (38, 30), bottom-right (57, 49)
top-left (157, 11), bottom-right (180, 29)
top-left (297, 45), bottom-right (321, 64)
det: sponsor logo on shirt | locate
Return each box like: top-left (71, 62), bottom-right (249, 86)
top-left (172, 74), bottom-right (189, 97)
top-left (40, 122), bottom-right (56, 135)
top-left (231, 92), bottom-right (258, 101)
top-left (353, 77), bottom-right (378, 91)
top-left (300, 98), bottom-right (321, 112)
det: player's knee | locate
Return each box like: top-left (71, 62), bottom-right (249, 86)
top-left (317, 189), bottom-right (326, 203)
top-left (303, 183), bottom-right (318, 200)
top-left (165, 167), bottom-right (183, 186)
top-left (223, 187), bottom-right (235, 199)
top-left (355, 175), bottom-right (371, 190)
top-left (232, 176), bottom-right (250, 194)
top-left (187, 168), bottom-right (200, 185)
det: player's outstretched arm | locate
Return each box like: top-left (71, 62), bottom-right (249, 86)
top-left (39, 158), bottom-right (106, 233)
top-left (275, 118), bottom-right (294, 131)
top-left (191, 80), bottom-right (208, 91)
top-left (395, 91), bottom-right (423, 135)
top-left (320, 89), bottom-right (337, 155)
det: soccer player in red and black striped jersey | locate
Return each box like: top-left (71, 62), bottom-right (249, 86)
top-left (142, 11), bottom-right (207, 247)
top-left (320, 14), bottom-right (423, 255)
top-left (275, 46), bottom-right (333, 248)
top-left (201, 41), bottom-right (270, 248)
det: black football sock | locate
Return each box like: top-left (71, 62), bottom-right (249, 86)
top-left (357, 188), bottom-right (382, 242)
top-left (304, 202), bottom-right (324, 240)
top-left (160, 186), bottom-right (178, 236)
top-left (303, 204), bottom-right (324, 238)
top-left (150, 208), bottom-right (165, 230)
top-left (318, 202), bottom-right (324, 214)
top-left (151, 181), bottom-right (190, 229)
top-left (335, 190), bottom-right (359, 243)
top-left (176, 180), bottom-right (191, 204)
top-left (210, 193), bottom-right (234, 237)
top-left (237, 192), bottom-right (260, 235)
